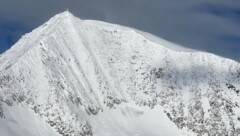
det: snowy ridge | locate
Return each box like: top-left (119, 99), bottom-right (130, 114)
top-left (0, 11), bottom-right (240, 136)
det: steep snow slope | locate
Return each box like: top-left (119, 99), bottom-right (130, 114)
top-left (0, 11), bottom-right (240, 136)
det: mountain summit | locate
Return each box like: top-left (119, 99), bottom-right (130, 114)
top-left (0, 11), bottom-right (240, 136)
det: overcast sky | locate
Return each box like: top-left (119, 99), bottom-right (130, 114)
top-left (0, 0), bottom-right (240, 61)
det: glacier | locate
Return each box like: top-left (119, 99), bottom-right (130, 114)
top-left (0, 11), bottom-right (240, 136)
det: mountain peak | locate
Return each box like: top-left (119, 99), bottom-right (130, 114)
top-left (55, 10), bottom-right (74, 19)
top-left (0, 11), bottom-right (79, 71)
top-left (1, 11), bottom-right (240, 136)
top-left (45, 10), bottom-right (76, 25)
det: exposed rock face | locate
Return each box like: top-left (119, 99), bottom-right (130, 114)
top-left (0, 11), bottom-right (240, 136)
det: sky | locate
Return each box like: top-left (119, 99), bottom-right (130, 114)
top-left (0, 0), bottom-right (240, 61)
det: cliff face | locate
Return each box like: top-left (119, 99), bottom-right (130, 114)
top-left (0, 11), bottom-right (240, 136)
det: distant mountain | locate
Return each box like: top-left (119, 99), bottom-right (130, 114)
top-left (0, 11), bottom-right (240, 136)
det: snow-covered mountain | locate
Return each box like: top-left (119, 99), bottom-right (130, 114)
top-left (0, 11), bottom-right (240, 136)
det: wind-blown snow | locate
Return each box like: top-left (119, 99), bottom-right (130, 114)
top-left (0, 11), bottom-right (240, 136)
top-left (0, 105), bottom-right (60, 136)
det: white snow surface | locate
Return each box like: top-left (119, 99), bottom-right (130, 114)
top-left (0, 11), bottom-right (240, 136)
